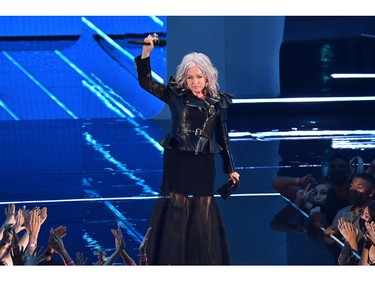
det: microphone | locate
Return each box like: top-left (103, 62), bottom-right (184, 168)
top-left (128, 39), bottom-right (167, 47)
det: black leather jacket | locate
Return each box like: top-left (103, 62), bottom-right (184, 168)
top-left (134, 55), bottom-right (236, 174)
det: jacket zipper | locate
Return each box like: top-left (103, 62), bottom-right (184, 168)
top-left (195, 105), bottom-right (215, 155)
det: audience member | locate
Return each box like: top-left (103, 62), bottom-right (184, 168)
top-left (336, 200), bottom-right (375, 265)
top-left (324, 173), bottom-right (375, 264)
top-left (360, 207), bottom-right (375, 265)
top-left (306, 154), bottom-right (353, 229)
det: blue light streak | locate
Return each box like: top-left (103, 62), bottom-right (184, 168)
top-left (0, 97), bottom-right (20, 120)
top-left (82, 231), bottom-right (107, 258)
top-left (0, 195), bottom-right (161, 206)
top-left (55, 50), bottom-right (138, 119)
top-left (331, 73), bottom-right (375, 78)
top-left (233, 96), bottom-right (375, 104)
top-left (84, 189), bottom-right (145, 243)
top-left (0, 192), bottom-right (279, 206)
top-left (229, 129), bottom-right (375, 150)
top-left (81, 16), bottom-right (164, 84)
top-left (150, 16), bottom-right (164, 27)
top-left (230, 129), bottom-right (375, 140)
top-left (82, 80), bottom-right (135, 119)
top-left (2, 51), bottom-right (79, 119)
top-left (84, 132), bottom-right (160, 196)
top-left (92, 73), bottom-right (146, 119)
top-left (56, 51), bottom-right (164, 153)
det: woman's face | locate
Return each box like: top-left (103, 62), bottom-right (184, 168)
top-left (361, 206), bottom-right (371, 222)
top-left (313, 184), bottom-right (328, 205)
top-left (186, 66), bottom-right (207, 95)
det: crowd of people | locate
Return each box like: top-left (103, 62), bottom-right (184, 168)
top-left (0, 204), bottom-right (150, 266)
top-left (272, 153), bottom-right (375, 265)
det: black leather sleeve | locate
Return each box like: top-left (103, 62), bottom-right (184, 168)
top-left (215, 109), bottom-right (236, 174)
top-left (134, 55), bottom-right (174, 103)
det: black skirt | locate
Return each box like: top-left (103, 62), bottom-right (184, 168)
top-left (145, 148), bottom-right (232, 265)
top-left (161, 148), bottom-right (216, 196)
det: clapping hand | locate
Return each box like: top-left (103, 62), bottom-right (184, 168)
top-left (338, 218), bottom-right (359, 251)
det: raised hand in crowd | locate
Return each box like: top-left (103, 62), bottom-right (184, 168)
top-left (40, 225), bottom-right (67, 262)
top-left (365, 221), bottom-right (375, 246)
top-left (95, 249), bottom-right (106, 265)
top-left (103, 224), bottom-right (125, 265)
top-left (24, 208), bottom-right (44, 256)
top-left (0, 224), bottom-right (15, 264)
top-left (75, 251), bottom-right (88, 265)
top-left (10, 245), bottom-right (26, 265)
top-left (0, 204), bottom-right (16, 240)
top-left (48, 228), bottom-right (75, 265)
top-left (271, 173), bottom-right (317, 202)
top-left (26, 206), bottom-right (48, 225)
top-left (110, 224), bottom-right (134, 265)
top-left (24, 246), bottom-right (48, 265)
top-left (338, 217), bottom-right (359, 252)
top-left (13, 206), bottom-right (27, 235)
top-left (294, 183), bottom-right (313, 207)
top-left (138, 227), bottom-right (151, 265)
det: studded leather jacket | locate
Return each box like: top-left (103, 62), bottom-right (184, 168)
top-left (134, 55), bottom-right (235, 174)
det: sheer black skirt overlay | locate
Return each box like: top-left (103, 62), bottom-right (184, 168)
top-left (146, 192), bottom-right (231, 265)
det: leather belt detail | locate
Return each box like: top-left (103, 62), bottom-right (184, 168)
top-left (181, 128), bottom-right (209, 138)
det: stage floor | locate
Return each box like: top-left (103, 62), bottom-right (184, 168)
top-left (1, 104), bottom-right (375, 265)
